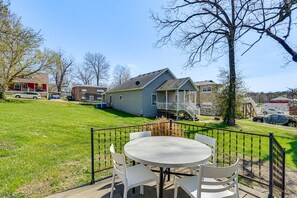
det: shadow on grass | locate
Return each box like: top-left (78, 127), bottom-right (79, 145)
top-left (101, 108), bottom-right (154, 120)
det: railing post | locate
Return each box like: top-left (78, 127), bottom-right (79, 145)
top-left (269, 132), bottom-right (274, 198)
top-left (169, 119), bottom-right (172, 136)
top-left (90, 128), bottom-right (95, 184)
top-left (282, 148), bottom-right (286, 198)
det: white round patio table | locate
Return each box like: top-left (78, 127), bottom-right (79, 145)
top-left (124, 136), bottom-right (212, 198)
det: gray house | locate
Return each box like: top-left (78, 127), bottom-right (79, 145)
top-left (106, 68), bottom-right (200, 119)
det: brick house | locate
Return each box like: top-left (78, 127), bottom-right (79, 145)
top-left (71, 85), bottom-right (108, 101)
top-left (7, 73), bottom-right (49, 97)
top-left (196, 80), bottom-right (221, 116)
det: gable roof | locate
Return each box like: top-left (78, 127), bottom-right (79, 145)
top-left (270, 96), bottom-right (291, 101)
top-left (12, 73), bottom-right (49, 84)
top-left (195, 80), bottom-right (217, 86)
top-left (156, 77), bottom-right (198, 91)
top-left (107, 68), bottom-right (176, 93)
top-left (72, 85), bottom-right (107, 89)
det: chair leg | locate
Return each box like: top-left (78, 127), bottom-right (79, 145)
top-left (156, 181), bottom-right (159, 198)
top-left (110, 171), bottom-right (115, 198)
top-left (140, 185), bottom-right (144, 195)
top-left (190, 167), bottom-right (194, 175)
top-left (173, 182), bottom-right (178, 198)
top-left (123, 186), bottom-right (128, 198)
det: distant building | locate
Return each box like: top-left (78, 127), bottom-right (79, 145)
top-left (7, 73), bottom-right (49, 97)
top-left (106, 68), bottom-right (199, 120)
top-left (270, 96), bottom-right (291, 103)
top-left (196, 80), bottom-right (221, 116)
top-left (71, 85), bottom-right (107, 101)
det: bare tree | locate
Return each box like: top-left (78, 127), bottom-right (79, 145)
top-left (152, 0), bottom-right (265, 125)
top-left (111, 65), bottom-right (131, 88)
top-left (49, 51), bottom-right (74, 93)
top-left (0, 1), bottom-right (54, 98)
top-left (151, 0), bottom-right (297, 125)
top-left (84, 52), bottom-right (110, 86)
top-left (75, 63), bottom-right (94, 85)
top-left (243, 0), bottom-right (297, 63)
top-left (287, 87), bottom-right (297, 99)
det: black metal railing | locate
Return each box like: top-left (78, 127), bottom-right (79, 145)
top-left (90, 120), bottom-right (286, 197)
top-left (269, 133), bottom-right (286, 198)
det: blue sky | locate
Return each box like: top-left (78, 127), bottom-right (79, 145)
top-left (10, 0), bottom-right (297, 92)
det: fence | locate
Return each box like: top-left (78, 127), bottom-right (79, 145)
top-left (90, 120), bottom-right (286, 197)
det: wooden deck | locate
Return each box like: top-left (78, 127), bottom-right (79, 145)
top-left (47, 176), bottom-right (268, 198)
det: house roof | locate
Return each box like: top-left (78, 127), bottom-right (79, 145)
top-left (107, 68), bottom-right (175, 93)
top-left (72, 85), bottom-right (107, 89)
top-left (156, 77), bottom-right (198, 91)
top-left (195, 80), bottom-right (217, 86)
top-left (270, 96), bottom-right (291, 101)
top-left (12, 73), bottom-right (49, 84)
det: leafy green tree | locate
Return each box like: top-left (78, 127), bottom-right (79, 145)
top-left (217, 68), bottom-right (248, 120)
top-left (0, 1), bottom-right (53, 99)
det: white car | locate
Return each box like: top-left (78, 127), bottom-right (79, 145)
top-left (262, 108), bottom-right (284, 115)
top-left (13, 92), bottom-right (41, 99)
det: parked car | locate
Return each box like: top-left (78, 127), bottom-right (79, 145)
top-left (66, 96), bottom-right (74, 101)
top-left (51, 94), bottom-right (61, 99)
top-left (262, 108), bottom-right (284, 115)
top-left (253, 114), bottom-right (296, 127)
top-left (13, 92), bottom-right (41, 99)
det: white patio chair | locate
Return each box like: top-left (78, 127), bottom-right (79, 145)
top-left (130, 131), bottom-right (152, 141)
top-left (174, 158), bottom-right (240, 198)
top-left (128, 131), bottom-right (152, 165)
top-left (195, 133), bottom-right (217, 166)
top-left (110, 144), bottom-right (159, 198)
top-left (185, 134), bottom-right (217, 175)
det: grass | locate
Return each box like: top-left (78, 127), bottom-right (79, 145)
top-left (0, 99), bottom-right (151, 197)
top-left (0, 99), bottom-right (296, 197)
top-left (197, 116), bottom-right (297, 169)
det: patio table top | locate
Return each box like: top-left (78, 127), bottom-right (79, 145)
top-left (124, 136), bottom-right (212, 168)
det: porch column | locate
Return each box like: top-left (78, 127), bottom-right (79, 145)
top-left (183, 90), bottom-right (186, 104)
top-left (165, 90), bottom-right (168, 110)
top-left (34, 83), bottom-right (36, 92)
top-left (21, 83), bottom-right (23, 91)
top-left (194, 91), bottom-right (197, 106)
top-left (176, 90), bottom-right (179, 119)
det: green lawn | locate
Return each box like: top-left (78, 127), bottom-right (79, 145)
top-left (0, 99), bottom-right (151, 197)
top-left (0, 99), bottom-right (296, 197)
top-left (198, 116), bottom-right (297, 169)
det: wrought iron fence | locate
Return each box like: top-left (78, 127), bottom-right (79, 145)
top-left (90, 120), bottom-right (286, 198)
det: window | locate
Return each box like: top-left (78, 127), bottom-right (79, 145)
top-left (14, 83), bottom-right (20, 90)
top-left (152, 94), bottom-right (157, 106)
top-left (81, 89), bottom-right (87, 92)
top-left (109, 96), bottom-right (112, 103)
top-left (97, 89), bottom-right (104, 93)
top-left (37, 84), bottom-right (42, 91)
top-left (202, 102), bottom-right (212, 108)
top-left (97, 97), bottom-right (102, 101)
top-left (119, 95), bottom-right (123, 101)
top-left (202, 86), bottom-right (212, 93)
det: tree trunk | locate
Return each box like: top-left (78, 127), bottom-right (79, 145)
top-left (224, 35), bottom-right (236, 126)
top-left (0, 84), bottom-right (7, 99)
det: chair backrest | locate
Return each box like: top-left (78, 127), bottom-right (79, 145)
top-left (195, 133), bottom-right (216, 165)
top-left (110, 144), bottom-right (127, 182)
top-left (130, 131), bottom-right (152, 141)
top-left (197, 158), bottom-right (240, 198)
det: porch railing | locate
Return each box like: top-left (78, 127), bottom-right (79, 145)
top-left (157, 102), bottom-right (200, 120)
top-left (90, 120), bottom-right (286, 198)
